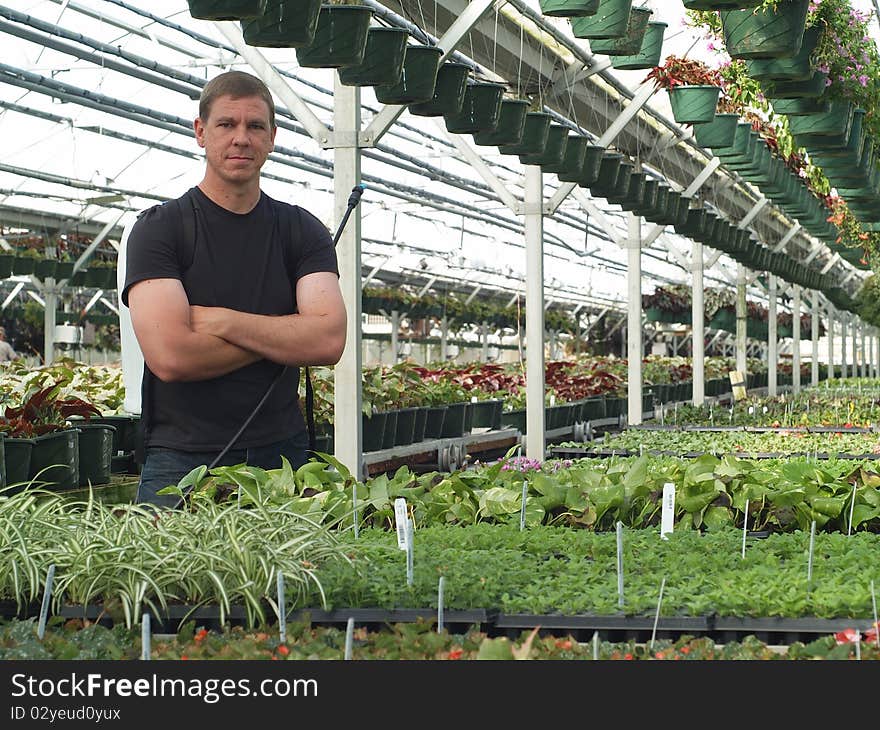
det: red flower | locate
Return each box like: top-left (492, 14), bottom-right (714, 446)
top-left (194, 628), bottom-right (208, 643)
top-left (624, 653), bottom-right (634, 660)
top-left (277, 645), bottom-right (290, 657)
top-left (448, 648), bottom-right (463, 660)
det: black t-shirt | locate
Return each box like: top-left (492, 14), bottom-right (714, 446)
top-left (122, 186), bottom-right (339, 452)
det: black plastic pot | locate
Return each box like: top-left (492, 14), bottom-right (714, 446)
top-left (29, 429), bottom-right (79, 491)
top-left (439, 402), bottom-right (468, 438)
top-left (76, 423), bottom-right (115, 487)
top-left (395, 407), bottom-right (418, 446)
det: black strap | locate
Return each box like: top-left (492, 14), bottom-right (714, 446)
top-left (305, 365), bottom-right (316, 453)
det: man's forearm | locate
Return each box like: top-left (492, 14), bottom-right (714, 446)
top-left (194, 308), bottom-right (345, 366)
top-left (153, 330), bottom-right (262, 382)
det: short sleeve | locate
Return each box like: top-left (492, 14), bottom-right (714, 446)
top-left (121, 200), bottom-right (184, 306)
top-left (290, 206), bottom-right (339, 281)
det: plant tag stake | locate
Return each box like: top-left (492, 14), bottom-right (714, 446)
top-left (394, 497), bottom-right (408, 551)
top-left (406, 519), bottom-right (414, 586)
top-left (848, 484), bottom-right (857, 536)
top-left (741, 499), bottom-right (749, 560)
top-left (520, 480), bottom-right (528, 531)
top-left (807, 520), bottom-right (816, 584)
top-left (277, 571), bottom-right (286, 644)
top-left (592, 631), bottom-right (599, 661)
top-left (616, 521), bottom-right (624, 609)
top-left (344, 617), bottom-right (354, 660)
top-left (437, 576), bottom-right (445, 634)
top-left (353, 483), bottom-right (359, 540)
top-left (141, 614), bottom-right (151, 661)
top-left (649, 577), bottom-right (667, 651)
top-left (872, 580), bottom-right (879, 648)
top-left (37, 564), bottom-right (55, 640)
top-left (856, 630), bottom-right (862, 661)
top-left (660, 483), bottom-right (675, 540)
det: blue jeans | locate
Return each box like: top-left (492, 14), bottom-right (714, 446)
top-left (136, 432), bottom-right (310, 508)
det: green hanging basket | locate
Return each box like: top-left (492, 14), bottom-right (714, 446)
top-left (188, 0), bottom-right (266, 20)
top-left (499, 111), bottom-right (552, 156)
top-left (295, 4), bottom-right (373, 69)
top-left (693, 112), bottom-right (739, 149)
top-left (588, 152), bottom-right (624, 194)
top-left (602, 160), bottom-right (634, 200)
top-left (374, 45), bottom-right (443, 105)
top-left (589, 6), bottom-right (652, 56)
top-left (538, 0), bottom-right (600, 17)
top-left (668, 85), bottom-right (721, 125)
top-left (640, 181), bottom-right (667, 221)
top-left (633, 178), bottom-right (660, 218)
top-left (746, 24), bottom-right (822, 82)
top-left (34, 259), bottom-right (58, 280)
top-left (762, 71), bottom-right (827, 100)
top-left (720, 0), bottom-right (810, 60)
top-left (610, 21), bottom-right (666, 71)
top-left (554, 135), bottom-right (592, 181)
top-left (443, 80), bottom-right (505, 134)
top-left (473, 98), bottom-right (530, 147)
top-left (789, 100), bottom-right (853, 139)
top-left (408, 62), bottom-right (469, 117)
top-left (614, 171), bottom-right (647, 209)
top-left (570, 0), bottom-right (633, 40)
top-left (11, 254), bottom-right (35, 276)
top-left (337, 27), bottom-right (408, 86)
top-left (241, 0), bottom-right (322, 47)
top-left (806, 109), bottom-right (866, 159)
top-left (682, 0), bottom-right (760, 8)
top-left (519, 123), bottom-right (569, 168)
top-left (577, 144), bottom-right (606, 186)
top-left (771, 96), bottom-right (831, 116)
top-left (0, 253), bottom-right (13, 279)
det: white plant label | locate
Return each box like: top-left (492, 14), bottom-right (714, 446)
top-left (748, 406), bottom-right (754, 415)
top-left (394, 498), bottom-right (408, 551)
top-left (660, 483), bottom-right (675, 540)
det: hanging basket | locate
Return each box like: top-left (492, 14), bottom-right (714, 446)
top-left (34, 259), bottom-right (57, 280)
top-left (570, 0), bottom-right (633, 40)
top-left (443, 80), bottom-right (505, 134)
top-left (682, 0), bottom-right (760, 8)
top-left (720, 0), bottom-right (810, 60)
top-left (374, 45), bottom-right (443, 105)
top-left (614, 171), bottom-right (647, 209)
top-left (632, 178), bottom-right (660, 217)
top-left (789, 100), bottom-right (853, 139)
top-left (11, 255), bottom-right (35, 276)
top-left (241, 0), bottom-right (322, 47)
top-left (693, 112), bottom-right (739, 149)
top-left (498, 111), bottom-right (552, 156)
top-left (589, 6), bottom-right (652, 56)
top-left (338, 27), bottom-right (408, 87)
top-left (518, 123), bottom-right (569, 168)
top-left (610, 21), bottom-right (666, 71)
top-left (472, 98), bottom-right (529, 147)
top-left (770, 96), bottom-right (831, 116)
top-left (539, 0), bottom-right (599, 17)
top-left (762, 71), bottom-right (827, 100)
top-left (576, 144), bottom-right (606, 186)
top-left (188, 0), bottom-right (266, 20)
top-left (553, 135), bottom-right (591, 181)
top-left (746, 24), bottom-right (822, 82)
top-left (668, 85), bottom-right (721, 125)
top-left (295, 4), bottom-right (373, 69)
top-left (807, 109), bottom-right (866, 159)
top-left (407, 62), bottom-right (469, 117)
top-left (587, 152), bottom-right (623, 194)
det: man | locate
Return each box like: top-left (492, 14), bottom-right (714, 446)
top-left (0, 326), bottom-right (17, 362)
top-left (122, 71), bottom-right (346, 508)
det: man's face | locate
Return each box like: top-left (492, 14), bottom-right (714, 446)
top-left (194, 94), bottom-right (276, 187)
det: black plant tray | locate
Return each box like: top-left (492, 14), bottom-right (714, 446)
top-left (809, 426), bottom-right (875, 433)
top-left (491, 613), bottom-right (712, 642)
top-left (711, 616), bottom-right (875, 644)
top-left (630, 424), bottom-right (679, 431)
top-left (288, 607), bottom-right (494, 631)
top-left (686, 426), bottom-right (746, 432)
top-left (547, 448), bottom-right (635, 459)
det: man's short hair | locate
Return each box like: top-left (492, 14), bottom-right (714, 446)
top-left (199, 71), bottom-right (275, 129)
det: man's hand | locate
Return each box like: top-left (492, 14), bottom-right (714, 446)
top-left (189, 305), bottom-right (234, 339)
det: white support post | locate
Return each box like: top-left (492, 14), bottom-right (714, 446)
top-left (811, 294), bottom-right (819, 387)
top-left (851, 315), bottom-right (858, 379)
top-left (390, 310), bottom-right (400, 364)
top-left (736, 264), bottom-right (747, 377)
top-left (738, 197), bottom-right (768, 229)
top-left (827, 304), bottom-right (835, 381)
top-left (803, 239), bottom-right (825, 264)
top-left (524, 165), bottom-right (546, 460)
top-left (768, 275), bottom-right (778, 396)
top-left (861, 321), bottom-right (867, 378)
top-left (43, 283), bottom-right (57, 366)
top-left (792, 285), bottom-right (801, 393)
top-left (772, 223), bottom-right (801, 253)
top-left (597, 81), bottom-right (657, 149)
top-left (332, 78), bottom-right (363, 478)
top-left (841, 315), bottom-right (848, 379)
top-left (626, 213), bottom-right (643, 426)
top-left (481, 321), bottom-right (489, 363)
top-left (441, 315), bottom-right (449, 361)
top-left (692, 240), bottom-right (705, 406)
